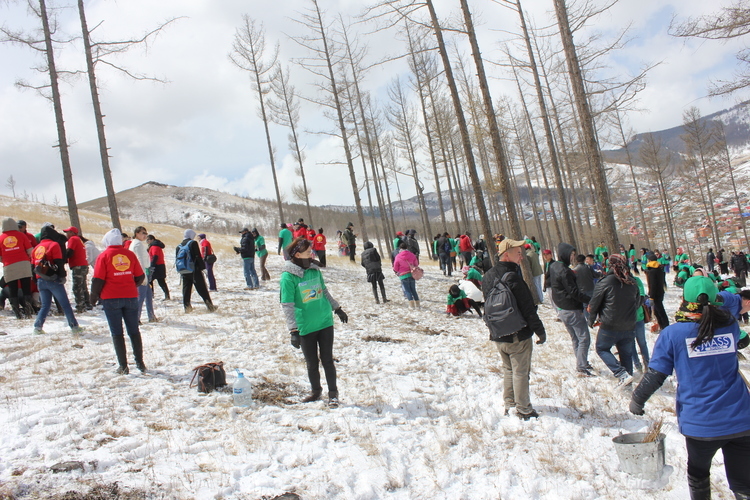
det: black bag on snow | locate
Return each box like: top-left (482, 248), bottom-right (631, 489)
top-left (190, 362), bottom-right (227, 393)
top-left (483, 272), bottom-right (527, 341)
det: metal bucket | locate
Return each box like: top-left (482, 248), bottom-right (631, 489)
top-left (612, 432), bottom-right (666, 480)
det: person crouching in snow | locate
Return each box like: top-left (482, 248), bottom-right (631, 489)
top-left (280, 237), bottom-right (349, 407)
top-left (446, 284), bottom-right (482, 317)
top-left (361, 241), bottom-right (388, 304)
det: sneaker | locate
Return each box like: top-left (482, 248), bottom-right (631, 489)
top-left (184, 305), bottom-right (194, 313)
top-left (71, 326), bottom-right (84, 334)
top-left (302, 390), bottom-right (322, 403)
top-left (577, 369), bottom-right (596, 377)
top-left (328, 390), bottom-right (340, 408)
top-left (617, 373), bottom-right (634, 387)
top-left (116, 365), bottom-right (129, 375)
top-left (517, 409), bottom-right (539, 421)
top-left (136, 361), bottom-right (147, 373)
top-left (148, 317), bottom-right (160, 323)
top-left (33, 328), bottom-right (46, 335)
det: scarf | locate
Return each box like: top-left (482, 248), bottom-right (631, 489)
top-left (608, 254), bottom-right (634, 285)
top-left (675, 300), bottom-right (705, 323)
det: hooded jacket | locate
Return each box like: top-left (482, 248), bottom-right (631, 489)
top-left (360, 241), bottom-right (382, 274)
top-left (482, 260), bottom-right (546, 343)
top-left (549, 243), bottom-right (590, 310)
top-left (587, 272), bottom-right (641, 330)
top-left (645, 258), bottom-right (665, 301)
top-left (279, 260), bottom-right (339, 335)
top-left (176, 231), bottom-right (205, 272)
top-left (238, 231), bottom-right (256, 259)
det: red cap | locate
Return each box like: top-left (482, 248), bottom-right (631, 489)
top-left (397, 231), bottom-right (404, 236)
top-left (63, 226), bottom-right (79, 234)
top-left (542, 249), bottom-right (552, 255)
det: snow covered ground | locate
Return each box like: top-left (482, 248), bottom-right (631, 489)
top-left (0, 246), bottom-right (747, 499)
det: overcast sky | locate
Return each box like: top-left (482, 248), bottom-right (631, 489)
top-left (0, 0), bottom-right (747, 208)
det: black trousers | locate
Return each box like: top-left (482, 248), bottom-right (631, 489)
top-left (348, 244), bottom-right (356, 261)
top-left (686, 434), bottom-right (750, 494)
top-left (652, 298), bottom-right (670, 329)
top-left (300, 325), bottom-right (336, 393)
top-left (151, 264), bottom-right (170, 299)
top-left (317, 250), bottom-right (326, 268)
top-left (181, 271), bottom-right (211, 307)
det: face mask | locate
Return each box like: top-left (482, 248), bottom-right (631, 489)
top-left (292, 257), bottom-right (312, 269)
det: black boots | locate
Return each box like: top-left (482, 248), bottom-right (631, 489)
top-left (130, 334), bottom-right (146, 373)
top-left (8, 297), bottom-right (23, 319)
top-left (688, 475), bottom-right (711, 500)
top-left (302, 390), bottom-right (322, 403)
top-left (113, 335), bottom-right (129, 375)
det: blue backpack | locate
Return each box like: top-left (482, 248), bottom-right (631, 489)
top-left (176, 241), bottom-right (195, 274)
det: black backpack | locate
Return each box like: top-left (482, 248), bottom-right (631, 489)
top-left (483, 272), bottom-right (527, 341)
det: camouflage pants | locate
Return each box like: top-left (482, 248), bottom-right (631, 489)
top-left (71, 266), bottom-right (91, 312)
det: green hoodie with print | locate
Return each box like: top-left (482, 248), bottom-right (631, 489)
top-left (280, 261), bottom-right (338, 335)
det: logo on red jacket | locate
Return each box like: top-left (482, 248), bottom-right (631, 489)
top-left (33, 245), bottom-right (46, 260)
top-left (3, 236), bottom-right (17, 248)
top-left (112, 254), bottom-right (131, 272)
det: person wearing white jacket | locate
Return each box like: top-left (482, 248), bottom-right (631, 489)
top-left (130, 226), bottom-right (157, 323)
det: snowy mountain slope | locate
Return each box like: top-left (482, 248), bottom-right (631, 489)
top-left (1, 205), bottom-right (747, 498)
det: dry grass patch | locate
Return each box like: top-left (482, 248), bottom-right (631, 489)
top-left (145, 421), bottom-right (172, 432)
top-left (253, 377), bottom-right (295, 406)
top-left (418, 326), bottom-right (444, 336)
top-left (362, 334), bottom-right (406, 343)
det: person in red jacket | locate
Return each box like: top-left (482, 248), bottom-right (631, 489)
top-left (16, 220), bottom-right (37, 248)
top-left (198, 233), bottom-right (217, 291)
top-left (293, 219), bottom-right (308, 239)
top-left (63, 226), bottom-right (91, 313)
top-left (459, 232), bottom-right (475, 268)
top-left (91, 228), bottom-right (146, 375)
top-left (0, 218), bottom-right (34, 318)
top-left (32, 225), bottom-right (81, 334)
top-left (312, 228), bottom-right (327, 268)
top-left (146, 234), bottom-right (170, 300)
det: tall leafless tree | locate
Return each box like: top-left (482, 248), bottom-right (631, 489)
top-left (230, 16), bottom-right (285, 224)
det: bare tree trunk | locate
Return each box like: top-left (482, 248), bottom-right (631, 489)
top-left (553, 0), bottom-right (618, 253)
top-left (718, 122), bottom-right (750, 250)
top-left (78, 0), bottom-right (119, 230)
top-left (41, 0), bottom-right (80, 228)
top-left (231, 17), bottom-right (284, 224)
top-left (516, 0), bottom-right (575, 247)
top-left (613, 108), bottom-right (650, 248)
top-left (425, 0), bottom-right (494, 263)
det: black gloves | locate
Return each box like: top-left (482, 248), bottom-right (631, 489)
top-left (629, 368), bottom-right (669, 416)
top-left (233, 246), bottom-right (241, 254)
top-left (629, 399), bottom-right (645, 416)
top-left (290, 330), bottom-right (300, 349)
top-left (335, 308), bottom-right (348, 323)
top-left (536, 332), bottom-right (546, 345)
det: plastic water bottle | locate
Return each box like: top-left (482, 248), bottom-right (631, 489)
top-left (233, 371), bottom-right (253, 407)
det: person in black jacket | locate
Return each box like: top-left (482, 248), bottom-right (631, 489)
top-left (482, 238), bottom-right (546, 421)
top-left (437, 232), bottom-right (453, 276)
top-left (177, 229), bottom-right (216, 313)
top-left (549, 242), bottom-right (593, 376)
top-left (645, 252), bottom-right (669, 330)
top-left (360, 241), bottom-right (388, 304)
top-left (588, 254), bottom-right (642, 385)
top-left (573, 254), bottom-right (600, 321)
top-left (706, 248), bottom-right (715, 273)
top-left (234, 228), bottom-right (258, 290)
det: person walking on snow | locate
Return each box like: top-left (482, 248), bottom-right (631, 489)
top-left (252, 228), bottom-right (271, 280)
top-left (177, 229), bottom-right (216, 313)
top-left (198, 233), bottom-right (217, 291)
top-left (235, 228), bottom-right (259, 290)
top-left (360, 241), bottom-right (388, 304)
top-left (278, 223), bottom-right (293, 260)
top-left (588, 254), bottom-right (641, 386)
top-left (549, 242), bottom-right (593, 376)
top-left (312, 228), bottom-right (327, 268)
top-left (91, 228), bottom-right (147, 374)
top-left (0, 217), bottom-right (34, 319)
top-left (392, 242), bottom-right (421, 308)
top-left (482, 238), bottom-right (546, 420)
top-left (31, 225), bottom-right (81, 335)
top-left (130, 226), bottom-right (157, 323)
top-left (280, 237), bottom-right (348, 408)
top-left (343, 223), bottom-right (357, 262)
top-left (63, 226), bottom-right (91, 313)
top-left (630, 276), bottom-right (750, 499)
top-left (146, 234), bottom-right (170, 300)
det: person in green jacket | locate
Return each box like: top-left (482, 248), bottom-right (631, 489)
top-left (253, 228), bottom-right (270, 281)
top-left (278, 223), bottom-right (293, 260)
top-left (280, 237), bottom-right (348, 407)
top-left (632, 275), bottom-right (649, 371)
top-left (594, 242), bottom-right (608, 264)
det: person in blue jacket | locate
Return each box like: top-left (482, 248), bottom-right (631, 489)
top-left (629, 276), bottom-right (750, 499)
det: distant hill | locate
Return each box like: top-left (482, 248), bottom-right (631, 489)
top-left (79, 182), bottom-right (381, 236)
top-left (603, 100), bottom-right (750, 165)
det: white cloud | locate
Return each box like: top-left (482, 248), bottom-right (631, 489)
top-left (0, 0), bottom-right (747, 210)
